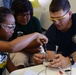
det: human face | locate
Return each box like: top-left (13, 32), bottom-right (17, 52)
top-left (0, 14), bottom-right (15, 40)
top-left (16, 11), bottom-right (30, 25)
top-left (49, 9), bottom-right (72, 31)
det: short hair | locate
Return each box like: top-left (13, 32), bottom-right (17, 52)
top-left (0, 7), bottom-right (12, 23)
top-left (11, 0), bottom-right (33, 17)
top-left (49, 0), bottom-right (71, 12)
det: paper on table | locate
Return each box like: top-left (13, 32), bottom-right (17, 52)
top-left (23, 70), bottom-right (36, 75)
top-left (9, 63), bottom-right (76, 75)
top-left (23, 68), bottom-right (68, 75)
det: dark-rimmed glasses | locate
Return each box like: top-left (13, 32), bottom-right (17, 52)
top-left (17, 11), bottom-right (30, 17)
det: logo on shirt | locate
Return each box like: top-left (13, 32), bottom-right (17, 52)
top-left (0, 53), bottom-right (8, 68)
top-left (72, 35), bottom-right (76, 44)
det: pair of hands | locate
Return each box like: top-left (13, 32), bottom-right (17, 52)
top-left (33, 53), bottom-right (71, 68)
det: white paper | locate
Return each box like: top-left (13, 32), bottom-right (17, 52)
top-left (23, 70), bottom-right (36, 75)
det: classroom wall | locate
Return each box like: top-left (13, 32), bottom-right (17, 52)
top-left (69, 0), bottom-right (76, 13)
top-left (33, 0), bottom-right (76, 30)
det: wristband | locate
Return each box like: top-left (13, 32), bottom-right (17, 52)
top-left (69, 56), bottom-right (75, 65)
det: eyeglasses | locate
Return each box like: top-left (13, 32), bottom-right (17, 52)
top-left (18, 11), bottom-right (30, 17)
top-left (49, 11), bottom-right (69, 21)
top-left (0, 23), bottom-right (16, 32)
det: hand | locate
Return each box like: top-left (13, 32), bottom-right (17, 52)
top-left (49, 54), bottom-right (71, 68)
top-left (36, 33), bottom-right (48, 45)
top-left (33, 53), bottom-right (45, 65)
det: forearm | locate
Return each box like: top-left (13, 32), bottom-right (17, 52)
top-left (9, 32), bottom-right (40, 52)
top-left (0, 41), bottom-right (12, 52)
top-left (22, 47), bottom-right (40, 53)
top-left (22, 40), bottom-right (41, 53)
top-left (24, 40), bottom-right (40, 49)
top-left (0, 32), bottom-right (48, 52)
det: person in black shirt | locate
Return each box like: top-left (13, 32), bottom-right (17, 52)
top-left (33, 0), bottom-right (76, 68)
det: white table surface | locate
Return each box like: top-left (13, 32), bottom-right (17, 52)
top-left (9, 63), bottom-right (76, 75)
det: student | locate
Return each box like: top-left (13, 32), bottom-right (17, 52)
top-left (9, 0), bottom-right (42, 68)
top-left (33, 0), bottom-right (76, 68)
top-left (10, 0), bottom-right (42, 39)
top-left (0, 7), bottom-right (48, 75)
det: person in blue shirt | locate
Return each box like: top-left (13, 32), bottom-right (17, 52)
top-left (3, 0), bottom-right (13, 8)
top-left (9, 0), bottom-right (42, 69)
top-left (33, 0), bottom-right (76, 68)
top-left (0, 7), bottom-right (48, 75)
top-left (0, 0), bottom-right (13, 8)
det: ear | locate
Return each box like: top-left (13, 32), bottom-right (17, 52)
top-left (68, 10), bottom-right (72, 18)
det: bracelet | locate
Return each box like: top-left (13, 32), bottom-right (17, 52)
top-left (69, 56), bottom-right (75, 65)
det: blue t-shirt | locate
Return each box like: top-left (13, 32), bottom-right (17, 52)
top-left (3, 0), bottom-right (13, 8)
top-left (45, 14), bottom-right (76, 57)
top-left (0, 52), bottom-right (8, 75)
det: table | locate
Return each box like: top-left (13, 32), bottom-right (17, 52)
top-left (9, 63), bottom-right (76, 75)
